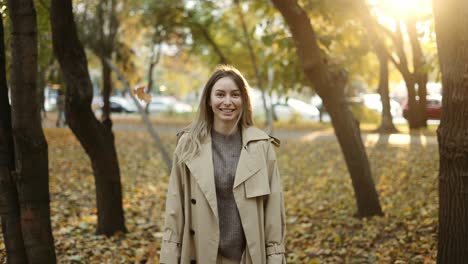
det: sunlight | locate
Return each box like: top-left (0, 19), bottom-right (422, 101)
top-left (368, 0), bottom-right (432, 32)
top-left (369, 0), bottom-right (431, 19)
top-left (383, 0), bottom-right (421, 18)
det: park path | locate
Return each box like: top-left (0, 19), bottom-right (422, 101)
top-left (42, 113), bottom-right (438, 146)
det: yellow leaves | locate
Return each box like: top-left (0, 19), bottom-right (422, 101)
top-left (133, 85), bottom-right (152, 103)
top-left (4, 128), bottom-right (436, 263)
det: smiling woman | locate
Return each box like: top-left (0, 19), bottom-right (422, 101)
top-left (160, 65), bottom-right (286, 264)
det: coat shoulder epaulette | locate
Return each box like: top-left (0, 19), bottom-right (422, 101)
top-left (176, 130), bottom-right (188, 144)
top-left (268, 135), bottom-right (280, 147)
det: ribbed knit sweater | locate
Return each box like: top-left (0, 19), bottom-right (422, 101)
top-left (211, 129), bottom-right (246, 261)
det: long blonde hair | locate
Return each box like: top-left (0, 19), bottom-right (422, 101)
top-left (179, 65), bottom-right (254, 163)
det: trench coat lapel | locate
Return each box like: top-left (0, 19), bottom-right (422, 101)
top-left (233, 145), bottom-right (262, 189)
top-left (233, 127), bottom-right (270, 189)
top-left (184, 127), bottom-right (270, 220)
top-left (185, 137), bottom-right (218, 220)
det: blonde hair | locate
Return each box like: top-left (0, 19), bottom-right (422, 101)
top-left (179, 65), bottom-right (254, 163)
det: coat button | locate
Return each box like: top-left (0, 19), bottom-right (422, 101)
top-left (190, 260), bottom-right (196, 264)
top-left (191, 198), bottom-right (196, 204)
top-left (190, 229), bottom-right (195, 235)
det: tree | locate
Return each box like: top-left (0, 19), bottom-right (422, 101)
top-left (354, 1), bottom-right (398, 133)
top-left (50, 0), bottom-right (127, 236)
top-left (374, 43), bottom-right (398, 133)
top-left (234, 0), bottom-right (274, 133)
top-left (6, 0), bottom-right (57, 262)
top-left (433, 0), bottom-right (468, 261)
top-left (0, 12), bottom-right (28, 263)
top-left (359, 1), bottom-right (431, 129)
top-left (271, 0), bottom-right (383, 217)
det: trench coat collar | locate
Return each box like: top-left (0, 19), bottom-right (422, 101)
top-left (184, 126), bottom-right (269, 220)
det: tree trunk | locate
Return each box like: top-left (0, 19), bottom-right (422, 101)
top-left (271, 0), bottom-right (382, 217)
top-left (105, 58), bottom-right (172, 172)
top-left (145, 43), bottom-right (161, 114)
top-left (401, 75), bottom-right (421, 129)
top-left (433, 0), bottom-right (468, 261)
top-left (375, 45), bottom-right (398, 133)
top-left (101, 56), bottom-right (113, 126)
top-left (235, 0), bottom-right (273, 134)
top-left (50, 0), bottom-right (127, 236)
top-left (406, 18), bottom-right (428, 128)
top-left (7, 0), bottom-right (57, 262)
top-left (0, 14), bottom-right (28, 263)
top-left (355, 1), bottom-right (424, 130)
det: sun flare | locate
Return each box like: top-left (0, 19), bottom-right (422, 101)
top-left (369, 0), bottom-right (431, 19)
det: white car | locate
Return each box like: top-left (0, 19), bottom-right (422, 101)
top-left (273, 98), bottom-right (320, 122)
top-left (361, 93), bottom-right (402, 117)
top-left (109, 96), bottom-right (138, 113)
top-left (147, 96), bottom-right (192, 114)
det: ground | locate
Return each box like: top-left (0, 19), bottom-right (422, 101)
top-left (0, 115), bottom-right (438, 263)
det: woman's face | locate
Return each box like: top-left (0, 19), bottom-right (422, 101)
top-left (209, 76), bottom-right (243, 128)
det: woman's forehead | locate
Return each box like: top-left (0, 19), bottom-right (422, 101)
top-left (212, 77), bottom-right (240, 91)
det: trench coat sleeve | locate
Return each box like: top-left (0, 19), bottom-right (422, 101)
top-left (160, 153), bottom-right (185, 264)
top-left (264, 140), bottom-right (287, 264)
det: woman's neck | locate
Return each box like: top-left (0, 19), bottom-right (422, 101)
top-left (213, 121), bottom-right (238, 135)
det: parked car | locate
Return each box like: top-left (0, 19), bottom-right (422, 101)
top-left (361, 93), bottom-right (402, 117)
top-left (272, 98), bottom-right (320, 122)
top-left (107, 96), bottom-right (137, 113)
top-left (147, 96), bottom-right (192, 114)
top-left (402, 94), bottom-right (442, 120)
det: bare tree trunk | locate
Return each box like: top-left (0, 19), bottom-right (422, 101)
top-left (357, 1), bottom-right (426, 130)
top-left (271, 0), bottom-right (382, 217)
top-left (50, 0), bottom-right (127, 236)
top-left (375, 45), bottom-right (398, 133)
top-left (356, 3), bottom-right (398, 134)
top-left (105, 58), bottom-right (172, 171)
top-left (101, 56), bottom-right (113, 126)
top-left (433, 0), bottom-right (468, 261)
top-left (235, 0), bottom-right (273, 134)
top-left (7, 0), bottom-right (57, 262)
top-left (0, 14), bottom-right (28, 263)
top-left (145, 43), bottom-right (161, 114)
top-left (406, 18), bottom-right (428, 128)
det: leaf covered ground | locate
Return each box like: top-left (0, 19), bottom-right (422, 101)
top-left (0, 128), bottom-right (438, 263)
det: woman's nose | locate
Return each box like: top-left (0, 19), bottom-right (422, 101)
top-left (223, 96), bottom-right (232, 105)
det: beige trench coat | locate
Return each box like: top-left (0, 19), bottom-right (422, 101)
top-left (160, 126), bottom-right (286, 264)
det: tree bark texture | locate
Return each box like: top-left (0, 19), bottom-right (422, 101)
top-left (433, 0), bottom-right (468, 262)
top-left (7, 0), bottom-right (57, 262)
top-left (0, 14), bottom-right (28, 263)
top-left (50, 0), bottom-right (127, 236)
top-left (271, 0), bottom-right (382, 217)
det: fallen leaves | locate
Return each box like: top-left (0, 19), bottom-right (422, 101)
top-left (0, 128), bottom-right (437, 263)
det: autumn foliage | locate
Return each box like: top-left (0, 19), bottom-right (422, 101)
top-left (0, 128), bottom-right (437, 263)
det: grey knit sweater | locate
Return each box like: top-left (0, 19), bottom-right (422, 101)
top-left (211, 129), bottom-right (246, 261)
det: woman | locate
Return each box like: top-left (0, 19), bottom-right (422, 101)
top-left (160, 65), bottom-right (286, 264)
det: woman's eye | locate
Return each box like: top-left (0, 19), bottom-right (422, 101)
top-left (216, 93), bottom-right (224, 97)
top-left (232, 93), bottom-right (240, 98)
